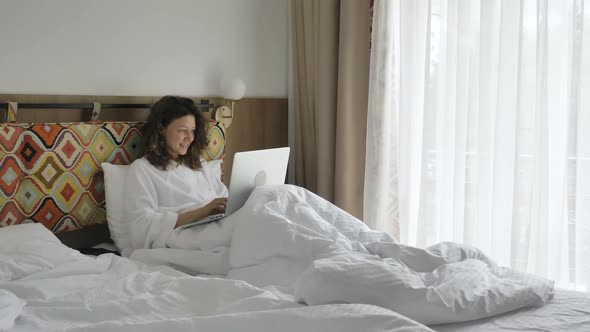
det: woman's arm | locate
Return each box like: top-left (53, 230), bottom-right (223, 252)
top-left (175, 197), bottom-right (227, 227)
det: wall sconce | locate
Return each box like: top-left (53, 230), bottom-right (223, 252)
top-left (214, 77), bottom-right (245, 128)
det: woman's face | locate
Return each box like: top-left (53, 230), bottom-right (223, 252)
top-left (163, 114), bottom-right (196, 159)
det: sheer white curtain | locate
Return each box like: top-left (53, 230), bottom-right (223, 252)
top-left (365, 0), bottom-right (590, 291)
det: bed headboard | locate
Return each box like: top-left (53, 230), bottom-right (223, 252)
top-left (0, 119), bottom-right (226, 247)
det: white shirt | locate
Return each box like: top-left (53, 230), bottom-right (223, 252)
top-left (125, 157), bottom-right (228, 251)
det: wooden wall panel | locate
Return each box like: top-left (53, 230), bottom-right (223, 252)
top-left (216, 98), bottom-right (289, 184)
top-left (0, 94), bottom-right (288, 184)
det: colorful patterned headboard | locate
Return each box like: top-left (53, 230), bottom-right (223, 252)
top-left (0, 120), bottom-right (226, 234)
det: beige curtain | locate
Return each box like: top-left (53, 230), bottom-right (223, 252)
top-left (292, 0), bottom-right (370, 219)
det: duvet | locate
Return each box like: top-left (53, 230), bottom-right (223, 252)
top-left (1, 224), bottom-right (430, 331)
top-left (2, 183), bottom-right (556, 330)
top-left (226, 185), bottom-right (554, 325)
top-left (134, 184), bottom-right (556, 325)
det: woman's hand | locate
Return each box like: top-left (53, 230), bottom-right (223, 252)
top-left (175, 197), bottom-right (227, 228)
top-left (202, 197), bottom-right (228, 215)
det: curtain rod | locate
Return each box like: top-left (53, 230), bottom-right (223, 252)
top-left (0, 100), bottom-right (214, 111)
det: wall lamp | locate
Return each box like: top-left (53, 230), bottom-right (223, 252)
top-left (214, 77), bottom-right (245, 128)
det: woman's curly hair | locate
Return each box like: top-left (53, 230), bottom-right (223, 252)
top-left (141, 96), bottom-right (208, 170)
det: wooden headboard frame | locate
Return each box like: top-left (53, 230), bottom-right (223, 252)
top-left (0, 95), bottom-right (225, 249)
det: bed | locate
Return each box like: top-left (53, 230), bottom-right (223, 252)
top-left (1, 100), bottom-right (589, 331)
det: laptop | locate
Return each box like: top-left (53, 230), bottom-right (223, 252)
top-left (178, 147), bottom-right (290, 230)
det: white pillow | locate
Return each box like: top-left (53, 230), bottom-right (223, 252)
top-left (0, 223), bottom-right (87, 281)
top-left (101, 163), bottom-right (131, 256)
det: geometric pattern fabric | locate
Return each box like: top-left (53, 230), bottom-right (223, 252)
top-left (0, 120), bottom-right (225, 233)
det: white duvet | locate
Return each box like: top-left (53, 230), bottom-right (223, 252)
top-left (226, 185), bottom-right (554, 325)
top-left (135, 184), bottom-right (554, 325)
top-left (2, 244), bottom-right (431, 331)
top-left (2, 184), bottom-right (556, 330)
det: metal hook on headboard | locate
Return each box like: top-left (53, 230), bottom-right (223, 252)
top-left (91, 102), bottom-right (101, 121)
top-left (6, 102), bottom-right (18, 122)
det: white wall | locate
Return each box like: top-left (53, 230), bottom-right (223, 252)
top-left (0, 0), bottom-right (289, 97)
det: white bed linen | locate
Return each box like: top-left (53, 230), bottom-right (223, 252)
top-left (0, 289), bottom-right (25, 331)
top-left (431, 289), bottom-right (590, 331)
top-left (0, 223), bottom-right (87, 281)
top-left (226, 185), bottom-right (553, 325)
top-left (121, 185), bottom-right (574, 327)
top-left (3, 247), bottom-right (432, 331)
top-left (129, 246), bottom-right (230, 276)
top-left (128, 185), bottom-right (556, 326)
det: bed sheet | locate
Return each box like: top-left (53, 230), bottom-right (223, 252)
top-left (432, 289), bottom-right (590, 332)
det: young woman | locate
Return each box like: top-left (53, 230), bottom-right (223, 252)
top-left (125, 96), bottom-right (231, 252)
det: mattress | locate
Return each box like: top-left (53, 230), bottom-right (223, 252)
top-left (432, 289), bottom-right (590, 331)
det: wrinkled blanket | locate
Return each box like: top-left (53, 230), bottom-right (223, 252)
top-left (227, 185), bottom-right (554, 325)
top-left (4, 252), bottom-right (432, 331)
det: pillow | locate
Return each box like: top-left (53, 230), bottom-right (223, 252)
top-left (101, 163), bottom-right (131, 256)
top-left (0, 223), bottom-right (87, 281)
